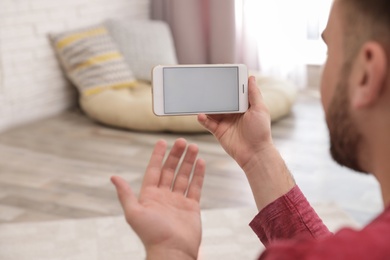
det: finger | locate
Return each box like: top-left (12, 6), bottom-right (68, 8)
top-left (197, 114), bottom-right (220, 134)
top-left (141, 140), bottom-right (168, 190)
top-left (172, 143), bottom-right (199, 194)
top-left (158, 138), bottom-right (187, 188)
top-left (111, 176), bottom-right (140, 220)
top-left (186, 158), bottom-right (206, 202)
top-left (248, 76), bottom-right (264, 107)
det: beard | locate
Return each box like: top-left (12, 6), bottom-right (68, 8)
top-left (326, 68), bottom-right (366, 174)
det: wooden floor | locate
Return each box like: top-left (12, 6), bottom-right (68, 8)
top-left (0, 91), bottom-right (383, 224)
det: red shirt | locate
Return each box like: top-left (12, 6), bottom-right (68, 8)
top-left (250, 185), bottom-right (390, 259)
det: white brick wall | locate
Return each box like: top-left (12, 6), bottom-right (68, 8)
top-left (0, 0), bottom-right (150, 132)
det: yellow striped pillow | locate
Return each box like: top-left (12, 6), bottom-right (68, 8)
top-left (50, 25), bottom-right (137, 96)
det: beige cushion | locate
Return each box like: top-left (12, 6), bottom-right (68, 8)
top-left (80, 75), bottom-right (297, 133)
top-left (80, 81), bottom-right (204, 133)
top-left (50, 24), bottom-right (137, 97)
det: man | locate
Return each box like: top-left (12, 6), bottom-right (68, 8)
top-left (111, 0), bottom-right (390, 258)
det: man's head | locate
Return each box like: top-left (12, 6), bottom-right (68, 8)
top-left (321, 0), bottom-right (390, 174)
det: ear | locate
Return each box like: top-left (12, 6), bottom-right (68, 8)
top-left (350, 42), bottom-right (388, 109)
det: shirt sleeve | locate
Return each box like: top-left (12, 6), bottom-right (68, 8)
top-left (256, 206), bottom-right (390, 260)
top-left (249, 185), bottom-right (331, 246)
top-left (249, 185), bottom-right (390, 259)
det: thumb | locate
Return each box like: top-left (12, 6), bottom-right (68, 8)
top-left (248, 76), bottom-right (263, 107)
top-left (111, 176), bottom-right (139, 216)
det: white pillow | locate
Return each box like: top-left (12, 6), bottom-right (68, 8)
top-left (105, 20), bottom-right (178, 82)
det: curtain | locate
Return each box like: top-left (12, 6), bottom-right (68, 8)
top-left (241, 0), bottom-right (308, 87)
top-left (152, 0), bottom-right (331, 88)
top-left (151, 0), bottom-right (237, 65)
top-left (240, 0), bottom-right (332, 88)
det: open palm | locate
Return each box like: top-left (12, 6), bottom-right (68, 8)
top-left (111, 138), bottom-right (205, 259)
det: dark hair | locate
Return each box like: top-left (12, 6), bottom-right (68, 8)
top-left (340, 0), bottom-right (390, 60)
top-left (344, 0), bottom-right (390, 20)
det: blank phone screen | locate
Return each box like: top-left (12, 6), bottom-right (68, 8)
top-left (163, 66), bottom-right (239, 114)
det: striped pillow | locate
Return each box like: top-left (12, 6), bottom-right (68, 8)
top-left (50, 25), bottom-right (137, 96)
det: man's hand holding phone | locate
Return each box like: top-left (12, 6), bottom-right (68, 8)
top-left (197, 76), bottom-right (272, 168)
top-left (198, 76), bottom-right (295, 211)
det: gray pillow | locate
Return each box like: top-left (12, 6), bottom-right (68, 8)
top-left (105, 19), bottom-right (178, 82)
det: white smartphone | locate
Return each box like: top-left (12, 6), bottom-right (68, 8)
top-left (152, 64), bottom-right (248, 116)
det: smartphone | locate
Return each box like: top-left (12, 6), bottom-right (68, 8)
top-left (152, 64), bottom-right (248, 116)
